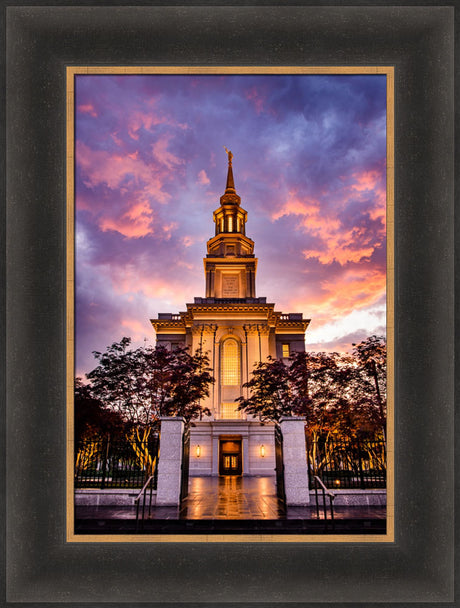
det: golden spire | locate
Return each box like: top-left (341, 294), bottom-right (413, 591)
top-left (222, 147), bottom-right (237, 199)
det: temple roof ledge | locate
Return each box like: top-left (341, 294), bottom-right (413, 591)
top-left (192, 297), bottom-right (269, 304)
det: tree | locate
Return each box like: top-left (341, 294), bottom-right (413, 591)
top-left (236, 344), bottom-right (387, 441)
top-left (236, 357), bottom-right (292, 422)
top-left (288, 350), bottom-right (345, 435)
top-left (74, 377), bottom-right (125, 442)
top-left (85, 338), bottom-right (214, 431)
top-left (352, 335), bottom-right (387, 439)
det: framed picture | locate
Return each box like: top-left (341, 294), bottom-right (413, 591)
top-left (4, 5), bottom-right (454, 605)
top-left (67, 66), bottom-right (393, 544)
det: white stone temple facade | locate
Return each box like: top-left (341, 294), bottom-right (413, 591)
top-left (151, 151), bottom-right (310, 477)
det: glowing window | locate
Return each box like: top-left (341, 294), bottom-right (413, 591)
top-left (220, 218), bottom-right (224, 232)
top-left (221, 402), bottom-right (241, 419)
top-left (221, 338), bottom-right (240, 386)
top-left (236, 216), bottom-right (240, 232)
top-left (282, 343), bottom-right (290, 358)
top-left (228, 216), bottom-right (233, 232)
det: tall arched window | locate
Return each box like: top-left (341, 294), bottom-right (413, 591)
top-left (221, 338), bottom-right (240, 385)
top-left (220, 337), bottom-right (241, 419)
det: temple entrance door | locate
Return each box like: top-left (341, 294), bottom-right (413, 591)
top-left (219, 438), bottom-right (242, 475)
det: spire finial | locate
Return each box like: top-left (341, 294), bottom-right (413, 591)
top-left (223, 147), bottom-right (236, 195)
top-left (224, 147), bottom-right (233, 166)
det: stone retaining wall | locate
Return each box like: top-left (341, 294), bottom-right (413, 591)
top-left (310, 489), bottom-right (386, 506)
top-left (75, 487), bottom-right (386, 507)
top-left (75, 489), bottom-right (156, 507)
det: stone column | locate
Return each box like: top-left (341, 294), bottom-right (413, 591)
top-left (242, 435), bottom-right (250, 475)
top-left (212, 434), bottom-right (219, 475)
top-left (280, 416), bottom-right (310, 505)
top-left (156, 417), bottom-right (185, 506)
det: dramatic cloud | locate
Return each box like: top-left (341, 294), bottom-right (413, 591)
top-left (75, 74), bottom-right (387, 376)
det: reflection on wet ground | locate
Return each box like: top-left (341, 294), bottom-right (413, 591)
top-left (75, 475), bottom-right (386, 522)
top-left (183, 475), bottom-right (283, 519)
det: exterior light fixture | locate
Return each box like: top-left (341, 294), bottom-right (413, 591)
top-left (335, 479), bottom-right (340, 487)
top-left (260, 444), bottom-right (265, 457)
top-left (196, 445), bottom-right (201, 458)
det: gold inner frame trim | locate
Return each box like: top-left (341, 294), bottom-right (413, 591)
top-left (66, 65), bottom-right (395, 544)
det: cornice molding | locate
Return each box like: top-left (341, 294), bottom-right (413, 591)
top-left (243, 323), bottom-right (271, 336)
top-left (191, 323), bottom-right (219, 335)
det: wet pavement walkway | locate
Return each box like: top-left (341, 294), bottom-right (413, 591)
top-left (75, 475), bottom-right (386, 526)
top-left (183, 475), bottom-right (283, 519)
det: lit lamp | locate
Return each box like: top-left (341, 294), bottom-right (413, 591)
top-left (260, 444), bottom-right (265, 457)
top-left (196, 445), bottom-right (201, 458)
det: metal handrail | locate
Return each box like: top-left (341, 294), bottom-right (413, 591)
top-left (135, 475), bottom-right (155, 531)
top-left (313, 475), bottom-right (335, 498)
top-left (313, 475), bottom-right (335, 530)
top-left (135, 475), bottom-right (154, 502)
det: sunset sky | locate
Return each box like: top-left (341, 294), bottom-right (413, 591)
top-left (75, 74), bottom-right (387, 377)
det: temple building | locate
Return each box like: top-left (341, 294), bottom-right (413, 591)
top-left (151, 151), bottom-right (310, 477)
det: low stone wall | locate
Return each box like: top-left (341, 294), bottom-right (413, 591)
top-left (310, 489), bottom-right (386, 506)
top-left (75, 489), bottom-right (157, 507)
top-left (75, 487), bottom-right (385, 507)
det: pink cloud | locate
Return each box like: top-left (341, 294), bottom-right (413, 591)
top-left (350, 170), bottom-right (382, 192)
top-left (292, 267), bottom-right (386, 328)
top-left (109, 270), bottom-right (192, 304)
top-left (110, 131), bottom-right (123, 147)
top-left (161, 222), bottom-right (177, 240)
top-left (75, 194), bottom-right (92, 212)
top-left (99, 199), bottom-right (154, 238)
top-left (127, 108), bottom-right (188, 141)
top-left (272, 168), bottom-right (386, 266)
top-left (271, 194), bottom-right (321, 222)
top-left (197, 169), bottom-right (210, 185)
top-left (245, 87), bottom-right (265, 114)
top-left (302, 232), bottom-right (376, 266)
top-left (78, 103), bottom-right (98, 117)
top-left (127, 110), bottom-right (163, 140)
top-left (182, 236), bottom-right (195, 247)
top-left (120, 318), bottom-right (151, 340)
top-left (151, 137), bottom-right (184, 171)
top-left (76, 140), bottom-right (171, 203)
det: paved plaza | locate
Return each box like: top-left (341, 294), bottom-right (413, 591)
top-left (75, 475), bottom-right (386, 527)
top-left (183, 475), bottom-right (282, 519)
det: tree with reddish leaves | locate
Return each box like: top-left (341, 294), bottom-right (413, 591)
top-left (236, 356), bottom-right (292, 422)
top-left (83, 338), bottom-right (214, 432)
top-left (237, 341), bottom-right (386, 441)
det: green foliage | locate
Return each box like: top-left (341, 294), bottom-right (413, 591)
top-left (82, 338), bottom-right (214, 429)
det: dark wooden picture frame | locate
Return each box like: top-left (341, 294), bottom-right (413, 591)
top-left (4, 5), bottom-right (454, 605)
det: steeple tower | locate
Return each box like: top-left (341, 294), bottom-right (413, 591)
top-left (220, 147), bottom-right (240, 205)
top-left (204, 150), bottom-right (257, 298)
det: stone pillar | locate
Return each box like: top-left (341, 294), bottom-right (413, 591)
top-left (156, 417), bottom-right (185, 506)
top-left (280, 416), bottom-right (310, 505)
top-left (212, 434), bottom-right (219, 475)
top-left (242, 435), bottom-right (249, 475)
